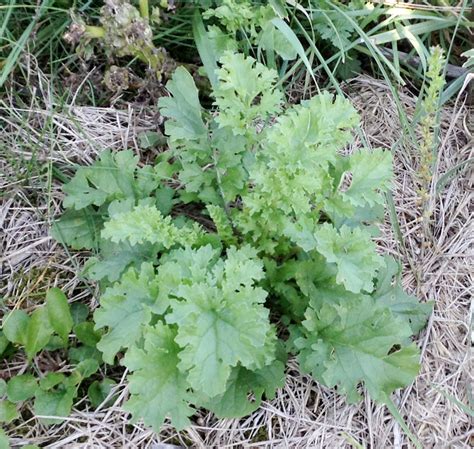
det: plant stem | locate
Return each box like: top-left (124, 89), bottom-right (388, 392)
top-left (85, 25), bottom-right (105, 39)
top-left (139, 0), bottom-right (149, 19)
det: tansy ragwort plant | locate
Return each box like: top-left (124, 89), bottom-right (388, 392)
top-left (52, 51), bottom-right (432, 431)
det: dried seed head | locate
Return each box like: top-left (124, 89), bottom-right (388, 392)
top-left (104, 66), bottom-right (130, 92)
top-left (64, 21), bottom-right (86, 45)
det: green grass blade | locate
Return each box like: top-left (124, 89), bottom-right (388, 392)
top-left (270, 17), bottom-right (317, 87)
top-left (385, 396), bottom-right (422, 449)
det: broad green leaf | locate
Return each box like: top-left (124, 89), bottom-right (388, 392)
top-left (34, 384), bottom-right (76, 425)
top-left (192, 10), bottom-right (219, 89)
top-left (51, 207), bottom-right (101, 250)
top-left (39, 373), bottom-right (65, 390)
top-left (87, 379), bottom-right (117, 408)
top-left (101, 204), bottom-right (202, 248)
top-left (2, 310), bottom-right (29, 345)
top-left (214, 52), bottom-right (283, 135)
top-left (70, 303), bottom-right (89, 326)
top-left (123, 323), bottom-right (194, 431)
top-left (0, 428), bottom-right (9, 449)
top-left (0, 400), bottom-right (18, 423)
top-left (373, 256), bottom-right (433, 333)
top-left (62, 150), bottom-right (159, 211)
top-left (158, 66), bottom-right (207, 140)
top-left (68, 345), bottom-right (102, 364)
top-left (25, 307), bottom-right (54, 361)
top-left (6, 374), bottom-right (37, 403)
top-left (73, 359), bottom-right (99, 381)
top-left (0, 380), bottom-right (6, 397)
top-left (0, 331), bottom-right (10, 356)
top-left (343, 149), bottom-right (393, 207)
top-left (296, 295), bottom-right (420, 403)
top-left (46, 288), bottom-right (73, 343)
top-left (204, 360), bottom-right (285, 418)
top-left (166, 246), bottom-right (275, 397)
top-left (314, 223), bottom-right (384, 293)
top-left (73, 322), bottom-right (101, 347)
top-left (94, 263), bottom-right (160, 364)
top-left (82, 239), bottom-right (160, 283)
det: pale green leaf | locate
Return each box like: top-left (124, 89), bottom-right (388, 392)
top-left (296, 295), bottom-right (420, 403)
top-left (33, 385), bottom-right (76, 425)
top-left (214, 52), bottom-right (283, 135)
top-left (94, 263), bottom-right (160, 364)
top-left (204, 360), bottom-right (285, 418)
top-left (158, 66), bottom-right (207, 140)
top-left (123, 323), bottom-right (194, 431)
top-left (166, 246), bottom-right (274, 397)
top-left (0, 428), bottom-right (9, 449)
top-left (101, 204), bottom-right (202, 248)
top-left (315, 223), bottom-right (384, 293)
top-left (0, 400), bottom-right (18, 424)
top-left (373, 256), bottom-right (432, 333)
top-left (343, 149), bottom-right (393, 207)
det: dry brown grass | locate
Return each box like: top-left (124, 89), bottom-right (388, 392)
top-left (1, 68), bottom-right (472, 448)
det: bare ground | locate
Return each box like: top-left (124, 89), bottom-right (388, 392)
top-left (0, 69), bottom-right (472, 448)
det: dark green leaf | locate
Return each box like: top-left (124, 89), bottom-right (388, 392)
top-left (70, 303), bottom-right (90, 326)
top-left (34, 385), bottom-right (76, 425)
top-left (25, 308), bottom-right (54, 361)
top-left (46, 288), bottom-right (73, 343)
top-left (74, 322), bottom-right (101, 347)
top-left (87, 379), bottom-right (117, 408)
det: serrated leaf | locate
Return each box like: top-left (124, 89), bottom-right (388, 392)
top-left (158, 66), bottom-right (207, 140)
top-left (315, 223), bottom-right (384, 293)
top-left (373, 256), bottom-right (433, 333)
top-left (94, 263), bottom-right (160, 364)
top-left (101, 204), bottom-right (202, 248)
top-left (2, 310), bottom-right (29, 345)
top-left (46, 288), bottom-right (73, 343)
top-left (51, 207), bottom-right (101, 250)
top-left (0, 400), bottom-right (18, 424)
top-left (62, 150), bottom-right (159, 211)
top-left (296, 295), bottom-right (420, 403)
top-left (82, 239), bottom-right (160, 283)
top-left (166, 246), bottom-right (274, 397)
top-left (343, 149), bottom-right (393, 207)
top-left (214, 52), bottom-right (283, 135)
top-left (25, 308), bottom-right (54, 361)
top-left (123, 323), bottom-right (194, 431)
top-left (6, 374), bottom-right (37, 403)
top-left (204, 360), bottom-right (285, 418)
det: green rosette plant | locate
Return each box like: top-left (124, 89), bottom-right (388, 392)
top-left (53, 51), bottom-right (432, 431)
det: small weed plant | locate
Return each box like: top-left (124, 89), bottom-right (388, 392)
top-left (2, 52), bottom-right (432, 432)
